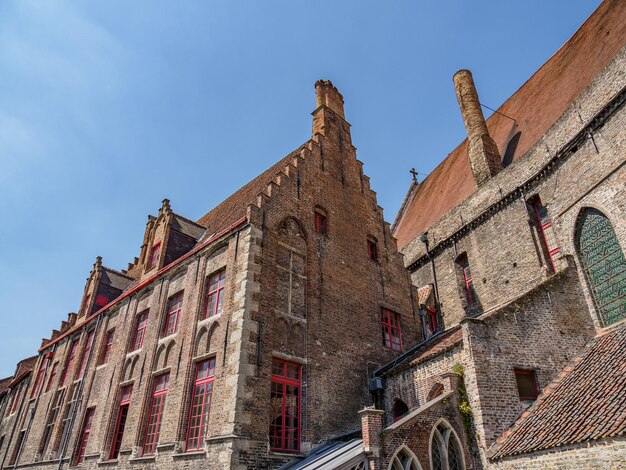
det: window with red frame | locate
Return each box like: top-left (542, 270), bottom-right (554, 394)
top-left (74, 407), bottom-right (95, 465)
top-left (367, 239), bottom-right (378, 261)
top-left (382, 308), bottom-right (402, 352)
top-left (458, 255), bottom-right (476, 305)
top-left (163, 293), bottom-right (183, 337)
top-left (131, 311), bottom-right (149, 351)
top-left (148, 243), bottom-right (161, 270)
top-left (46, 362), bottom-right (59, 392)
top-left (143, 373), bottom-right (169, 455)
top-left (78, 330), bottom-right (95, 380)
top-left (530, 198), bottom-right (560, 272)
top-left (110, 385), bottom-right (133, 460)
top-left (95, 295), bottom-right (109, 308)
top-left (427, 307), bottom-right (439, 334)
top-left (8, 383), bottom-right (23, 415)
top-left (101, 330), bottom-right (114, 365)
top-left (314, 210), bottom-right (327, 235)
top-left (31, 355), bottom-right (50, 398)
top-left (515, 369), bottom-right (539, 401)
top-left (203, 271), bottom-right (225, 319)
top-left (270, 359), bottom-right (301, 452)
top-left (60, 339), bottom-right (79, 387)
top-left (186, 358), bottom-right (216, 451)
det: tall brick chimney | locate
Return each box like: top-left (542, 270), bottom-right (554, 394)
top-left (453, 70), bottom-right (502, 187)
top-left (359, 407), bottom-right (385, 469)
top-left (312, 80), bottom-right (346, 135)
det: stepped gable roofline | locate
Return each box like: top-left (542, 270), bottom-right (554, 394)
top-left (490, 325), bottom-right (626, 460)
top-left (393, 0), bottom-right (626, 249)
top-left (196, 143), bottom-right (310, 235)
top-left (39, 216), bottom-right (247, 354)
top-left (374, 325), bottom-right (462, 377)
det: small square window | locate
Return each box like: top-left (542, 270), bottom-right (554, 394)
top-left (515, 369), bottom-right (539, 401)
top-left (367, 239), bottom-right (378, 261)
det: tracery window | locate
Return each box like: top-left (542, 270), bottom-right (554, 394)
top-left (276, 218), bottom-right (307, 318)
top-left (389, 446), bottom-right (422, 470)
top-left (430, 421), bottom-right (464, 470)
top-left (576, 208), bottom-right (626, 326)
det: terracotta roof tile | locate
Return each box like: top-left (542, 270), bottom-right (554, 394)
top-left (393, 0), bottom-right (626, 249)
top-left (490, 325), bottom-right (626, 459)
top-left (417, 285), bottom-right (433, 306)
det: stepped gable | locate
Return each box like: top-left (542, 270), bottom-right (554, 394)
top-left (490, 325), bottom-right (626, 459)
top-left (196, 145), bottom-right (308, 235)
top-left (393, 0), bottom-right (626, 249)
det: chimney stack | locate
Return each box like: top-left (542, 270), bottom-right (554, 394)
top-left (453, 70), bottom-right (502, 186)
top-left (312, 80), bottom-right (347, 136)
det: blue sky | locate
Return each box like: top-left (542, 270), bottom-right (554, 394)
top-left (0, 0), bottom-right (601, 376)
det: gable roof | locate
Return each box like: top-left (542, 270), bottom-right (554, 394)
top-left (196, 144), bottom-right (308, 235)
top-left (393, 0), bottom-right (626, 249)
top-left (490, 325), bottom-right (626, 459)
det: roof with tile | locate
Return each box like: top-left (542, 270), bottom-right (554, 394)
top-left (490, 325), bottom-right (626, 459)
top-left (196, 144), bottom-right (308, 236)
top-left (393, 0), bottom-right (626, 249)
top-left (417, 285), bottom-right (433, 306)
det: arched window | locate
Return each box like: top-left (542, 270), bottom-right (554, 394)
top-left (576, 208), bottom-right (626, 326)
top-left (430, 421), bottom-right (464, 470)
top-left (389, 446), bottom-right (422, 470)
top-left (427, 383), bottom-right (445, 401)
top-left (392, 399), bottom-right (409, 422)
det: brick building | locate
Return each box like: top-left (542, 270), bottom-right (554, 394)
top-left (0, 1), bottom-right (624, 469)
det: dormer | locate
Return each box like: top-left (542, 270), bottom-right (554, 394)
top-left (77, 256), bottom-right (133, 325)
top-left (132, 199), bottom-right (206, 281)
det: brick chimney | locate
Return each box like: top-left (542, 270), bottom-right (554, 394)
top-left (359, 407), bottom-right (385, 469)
top-left (312, 80), bottom-right (345, 135)
top-left (453, 70), bottom-right (502, 187)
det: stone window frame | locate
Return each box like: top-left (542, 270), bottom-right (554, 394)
top-left (185, 357), bottom-right (217, 452)
top-left (162, 291), bottom-right (184, 337)
top-left (428, 418), bottom-right (465, 470)
top-left (142, 372), bottom-right (170, 456)
top-left (388, 445), bottom-right (423, 470)
top-left (202, 270), bottom-right (226, 320)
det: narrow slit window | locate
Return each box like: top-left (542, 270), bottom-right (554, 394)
top-left (368, 239), bottom-right (378, 261)
top-left (458, 255), bottom-right (476, 305)
top-left (314, 210), bottom-right (327, 235)
top-left (531, 198), bottom-right (560, 271)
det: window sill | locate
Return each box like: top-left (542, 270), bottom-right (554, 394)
top-left (198, 312), bottom-right (222, 326)
top-left (270, 450), bottom-right (306, 458)
top-left (173, 451), bottom-right (206, 459)
top-left (129, 455), bottom-right (156, 463)
top-left (159, 333), bottom-right (178, 344)
top-left (126, 349), bottom-right (142, 359)
top-left (97, 459), bottom-right (119, 466)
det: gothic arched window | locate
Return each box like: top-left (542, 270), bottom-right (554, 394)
top-left (576, 208), bottom-right (626, 326)
top-left (430, 421), bottom-right (464, 470)
top-left (389, 446), bottom-right (422, 470)
top-left (392, 399), bottom-right (409, 422)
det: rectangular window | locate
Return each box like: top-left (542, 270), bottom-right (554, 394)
top-left (8, 383), bottom-right (23, 415)
top-left (427, 307), bottom-right (439, 334)
top-left (46, 362), bottom-right (58, 393)
top-left (60, 339), bottom-right (79, 387)
top-left (110, 385), bottom-right (133, 460)
top-left (270, 359), bottom-right (301, 452)
top-left (81, 294), bottom-right (91, 316)
top-left (101, 330), bottom-right (114, 365)
top-left (515, 369), bottom-right (539, 401)
top-left (74, 407), bottom-right (95, 465)
top-left (203, 271), bottom-right (225, 319)
top-left (186, 358), bottom-right (216, 451)
top-left (143, 373), bottom-right (169, 455)
top-left (314, 211), bottom-right (327, 235)
top-left (148, 243), bottom-right (161, 270)
top-left (532, 199), bottom-right (560, 272)
top-left (382, 308), bottom-right (402, 352)
top-left (131, 311), bottom-right (149, 351)
top-left (367, 239), bottom-right (378, 261)
top-left (40, 389), bottom-right (65, 458)
top-left (163, 293), bottom-right (183, 337)
top-left (31, 356), bottom-right (50, 398)
top-left (8, 431), bottom-right (25, 465)
top-left (78, 330), bottom-right (95, 380)
top-left (459, 255), bottom-right (476, 305)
